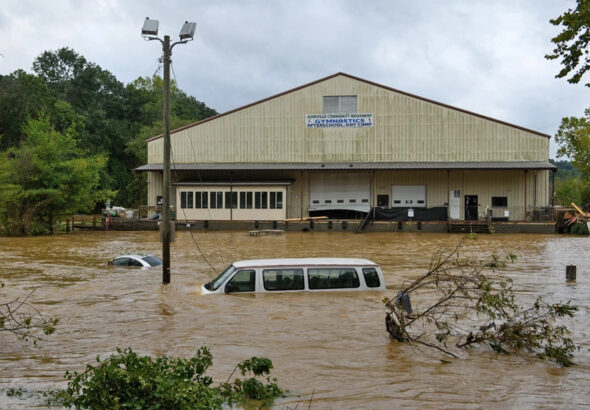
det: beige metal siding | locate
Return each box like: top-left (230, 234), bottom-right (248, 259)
top-left (147, 172), bottom-right (162, 207)
top-left (375, 169), bottom-right (550, 221)
top-left (148, 75), bottom-right (549, 165)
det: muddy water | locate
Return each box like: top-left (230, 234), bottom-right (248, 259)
top-left (1, 231), bottom-right (589, 408)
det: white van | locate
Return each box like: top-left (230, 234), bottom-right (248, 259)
top-left (201, 258), bottom-right (386, 294)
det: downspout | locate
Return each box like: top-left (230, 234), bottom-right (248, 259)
top-left (230, 171), bottom-right (233, 221)
top-left (551, 169), bottom-right (556, 207)
top-left (300, 171), bottom-right (304, 221)
top-left (446, 170), bottom-right (450, 222)
top-left (524, 170), bottom-right (527, 222)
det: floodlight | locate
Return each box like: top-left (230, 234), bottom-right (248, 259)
top-left (179, 21), bottom-right (196, 41)
top-left (142, 17), bottom-right (159, 36)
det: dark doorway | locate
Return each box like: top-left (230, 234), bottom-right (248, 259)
top-left (464, 195), bottom-right (478, 221)
top-left (377, 194), bottom-right (389, 207)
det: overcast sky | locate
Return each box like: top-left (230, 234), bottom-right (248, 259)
top-left (1, 0), bottom-right (587, 158)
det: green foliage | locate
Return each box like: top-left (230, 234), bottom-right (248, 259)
top-left (0, 116), bottom-right (112, 235)
top-left (0, 283), bottom-right (59, 344)
top-left (52, 347), bottom-right (284, 409)
top-left (546, 0), bottom-right (590, 86)
top-left (0, 70), bottom-right (55, 150)
top-left (555, 108), bottom-right (590, 178)
top-left (571, 221), bottom-right (590, 235)
top-left (385, 243), bottom-right (580, 366)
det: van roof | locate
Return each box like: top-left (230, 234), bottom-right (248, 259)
top-left (232, 258), bottom-right (378, 269)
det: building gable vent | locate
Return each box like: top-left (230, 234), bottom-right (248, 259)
top-left (323, 95), bottom-right (357, 114)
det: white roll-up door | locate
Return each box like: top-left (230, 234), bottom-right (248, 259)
top-left (391, 185), bottom-right (426, 208)
top-left (310, 173), bottom-right (371, 212)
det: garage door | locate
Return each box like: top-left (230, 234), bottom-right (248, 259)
top-left (391, 185), bottom-right (426, 208)
top-left (310, 173), bottom-right (371, 212)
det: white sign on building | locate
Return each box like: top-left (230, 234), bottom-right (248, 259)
top-left (306, 113), bottom-right (374, 128)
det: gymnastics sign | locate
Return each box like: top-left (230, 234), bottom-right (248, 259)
top-left (306, 113), bottom-right (374, 128)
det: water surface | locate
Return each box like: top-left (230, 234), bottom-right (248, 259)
top-left (1, 231), bottom-right (589, 408)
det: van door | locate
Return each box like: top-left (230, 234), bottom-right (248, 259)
top-left (225, 270), bottom-right (256, 293)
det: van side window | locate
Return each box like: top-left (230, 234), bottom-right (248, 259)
top-left (362, 268), bottom-right (381, 288)
top-left (225, 270), bottom-right (255, 293)
top-left (263, 269), bottom-right (304, 291)
top-left (308, 268), bottom-right (360, 289)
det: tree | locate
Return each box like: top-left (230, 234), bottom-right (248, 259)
top-left (0, 282), bottom-right (58, 344)
top-left (384, 242), bottom-right (579, 366)
top-left (546, 0), bottom-right (590, 86)
top-left (0, 70), bottom-right (55, 150)
top-left (0, 115), bottom-right (112, 235)
top-left (555, 108), bottom-right (590, 177)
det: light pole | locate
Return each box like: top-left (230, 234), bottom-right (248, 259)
top-left (142, 17), bottom-right (196, 284)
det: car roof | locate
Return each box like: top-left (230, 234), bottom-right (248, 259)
top-left (232, 258), bottom-right (378, 269)
top-left (113, 254), bottom-right (156, 259)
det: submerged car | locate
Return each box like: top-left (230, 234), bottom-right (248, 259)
top-left (108, 254), bottom-right (163, 268)
top-left (201, 257), bottom-right (386, 294)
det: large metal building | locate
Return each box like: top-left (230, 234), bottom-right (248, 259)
top-left (137, 72), bottom-right (555, 223)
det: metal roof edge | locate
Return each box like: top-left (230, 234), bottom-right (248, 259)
top-left (136, 161), bottom-right (557, 172)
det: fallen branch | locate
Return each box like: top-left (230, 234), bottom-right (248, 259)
top-left (384, 241), bottom-right (579, 366)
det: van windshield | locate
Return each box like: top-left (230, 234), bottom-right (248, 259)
top-left (205, 265), bottom-right (236, 291)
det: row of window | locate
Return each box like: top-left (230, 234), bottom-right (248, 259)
top-left (180, 191), bottom-right (283, 210)
top-left (312, 198), bottom-right (369, 205)
top-left (225, 267), bottom-right (381, 292)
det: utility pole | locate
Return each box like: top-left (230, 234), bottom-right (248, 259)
top-left (162, 34), bottom-right (171, 284)
top-left (142, 18), bottom-right (196, 284)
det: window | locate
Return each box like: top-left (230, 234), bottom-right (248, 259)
top-left (246, 192), bottom-right (253, 209)
top-left (308, 268), bottom-right (360, 289)
top-left (263, 269), bottom-right (304, 291)
top-left (111, 257), bottom-right (130, 266)
top-left (255, 192), bottom-right (261, 209)
top-left (225, 192), bottom-right (237, 209)
top-left (180, 191), bottom-right (193, 209)
top-left (239, 192), bottom-right (246, 209)
top-left (141, 256), bottom-right (163, 267)
top-left (492, 196), bottom-right (508, 207)
top-left (261, 192), bottom-right (268, 209)
top-left (323, 96), bottom-right (357, 114)
top-left (362, 268), bottom-right (381, 288)
top-left (270, 192), bottom-right (276, 209)
top-left (195, 191), bottom-right (207, 209)
top-left (210, 191), bottom-right (223, 209)
top-left (225, 270), bottom-right (256, 293)
top-left (276, 192), bottom-right (283, 209)
top-left (254, 191), bottom-right (268, 209)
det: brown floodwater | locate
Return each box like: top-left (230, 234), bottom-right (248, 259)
top-left (1, 230), bottom-right (589, 408)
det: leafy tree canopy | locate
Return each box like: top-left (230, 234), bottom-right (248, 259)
top-left (0, 47), bottom-right (217, 213)
top-left (555, 107), bottom-right (590, 177)
top-left (0, 116), bottom-right (112, 235)
top-left (546, 0), bottom-right (590, 86)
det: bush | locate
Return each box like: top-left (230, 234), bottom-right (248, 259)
top-left (52, 347), bottom-right (284, 409)
top-left (571, 222), bottom-right (590, 235)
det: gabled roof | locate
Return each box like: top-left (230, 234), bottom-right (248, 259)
top-left (147, 72), bottom-right (551, 143)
